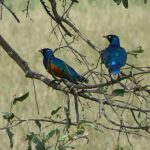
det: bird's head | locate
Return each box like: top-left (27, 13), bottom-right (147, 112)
top-left (103, 35), bottom-right (120, 46)
top-left (39, 48), bottom-right (54, 58)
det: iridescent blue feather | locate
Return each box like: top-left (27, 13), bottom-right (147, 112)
top-left (41, 48), bottom-right (88, 83)
top-left (101, 35), bottom-right (127, 75)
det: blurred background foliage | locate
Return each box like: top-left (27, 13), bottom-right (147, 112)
top-left (0, 0), bottom-right (150, 149)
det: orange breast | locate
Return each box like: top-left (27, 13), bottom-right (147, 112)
top-left (47, 63), bottom-right (63, 77)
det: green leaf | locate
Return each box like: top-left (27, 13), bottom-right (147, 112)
top-left (115, 144), bottom-right (124, 150)
top-left (26, 132), bottom-right (45, 150)
top-left (13, 92), bottom-right (29, 105)
top-left (132, 46), bottom-right (144, 54)
top-left (26, 133), bottom-right (34, 150)
top-left (2, 112), bottom-right (14, 121)
top-left (68, 134), bottom-right (74, 141)
top-left (112, 89), bottom-right (125, 96)
top-left (26, 132), bottom-right (34, 141)
top-left (35, 120), bottom-right (41, 131)
top-left (45, 129), bottom-right (56, 142)
top-left (122, 0), bottom-right (128, 8)
top-left (27, 143), bottom-right (32, 150)
top-left (113, 0), bottom-right (121, 5)
top-left (51, 106), bottom-right (62, 116)
top-left (26, 141), bottom-right (32, 150)
top-left (59, 134), bottom-right (68, 142)
top-left (76, 121), bottom-right (85, 135)
top-left (55, 128), bottom-right (60, 136)
top-left (144, 0), bottom-right (147, 4)
top-left (33, 137), bottom-right (45, 150)
top-left (6, 128), bottom-right (14, 148)
top-left (76, 128), bottom-right (85, 135)
top-left (128, 46), bottom-right (144, 57)
top-left (71, 0), bottom-right (79, 3)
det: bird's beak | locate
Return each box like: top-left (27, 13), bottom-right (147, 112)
top-left (38, 49), bottom-right (42, 52)
top-left (103, 35), bottom-right (107, 39)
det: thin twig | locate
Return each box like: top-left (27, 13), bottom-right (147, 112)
top-left (74, 92), bottom-right (79, 123)
top-left (0, 1), bottom-right (20, 23)
top-left (32, 79), bottom-right (40, 115)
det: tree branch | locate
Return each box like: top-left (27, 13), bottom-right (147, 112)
top-left (0, 35), bottom-right (150, 130)
top-left (0, 35), bottom-right (66, 92)
top-left (0, 0), bottom-right (20, 23)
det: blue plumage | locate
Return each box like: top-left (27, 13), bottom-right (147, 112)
top-left (39, 48), bottom-right (88, 83)
top-left (101, 35), bottom-right (127, 75)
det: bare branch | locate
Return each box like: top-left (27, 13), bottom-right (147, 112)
top-left (0, 33), bottom-right (150, 138)
top-left (0, 0), bottom-right (20, 23)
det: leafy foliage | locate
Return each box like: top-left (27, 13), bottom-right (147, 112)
top-left (0, 0), bottom-right (150, 150)
top-left (128, 46), bottom-right (144, 57)
top-left (51, 106), bottom-right (62, 116)
top-left (6, 128), bottom-right (14, 148)
top-left (35, 120), bottom-right (42, 131)
top-left (26, 132), bottom-right (45, 150)
top-left (13, 92), bottom-right (29, 105)
top-left (113, 0), bottom-right (128, 8)
top-left (2, 112), bottom-right (14, 121)
top-left (112, 89), bottom-right (125, 96)
top-left (25, 126), bottom-right (88, 150)
top-left (122, 0), bottom-right (128, 8)
top-left (144, 0), bottom-right (147, 4)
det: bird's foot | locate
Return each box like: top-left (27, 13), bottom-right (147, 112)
top-left (50, 80), bottom-right (62, 85)
top-left (108, 70), bottom-right (115, 83)
top-left (110, 76), bottom-right (115, 83)
top-left (116, 74), bottom-right (122, 81)
top-left (120, 71), bottom-right (127, 77)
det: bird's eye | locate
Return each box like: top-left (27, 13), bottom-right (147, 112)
top-left (108, 36), bottom-right (111, 39)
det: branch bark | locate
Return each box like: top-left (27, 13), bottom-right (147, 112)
top-left (0, 34), bottom-right (150, 115)
top-left (0, 0), bottom-right (20, 23)
top-left (0, 35), bottom-right (66, 92)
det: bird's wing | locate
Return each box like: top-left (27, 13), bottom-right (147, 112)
top-left (50, 57), bottom-right (87, 82)
top-left (63, 61), bottom-right (83, 81)
top-left (65, 64), bottom-right (88, 82)
top-left (101, 48), bottom-right (112, 68)
top-left (46, 59), bottom-right (64, 77)
top-left (117, 47), bottom-right (127, 66)
top-left (102, 47), bottom-right (127, 68)
top-left (51, 58), bottom-right (77, 80)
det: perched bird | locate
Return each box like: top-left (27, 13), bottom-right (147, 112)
top-left (101, 35), bottom-right (127, 75)
top-left (39, 48), bottom-right (88, 83)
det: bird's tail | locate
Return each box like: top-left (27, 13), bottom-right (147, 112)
top-left (79, 76), bottom-right (88, 83)
top-left (110, 67), bottom-right (120, 75)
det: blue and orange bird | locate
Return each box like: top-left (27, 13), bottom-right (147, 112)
top-left (101, 35), bottom-right (127, 75)
top-left (39, 48), bottom-right (88, 83)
